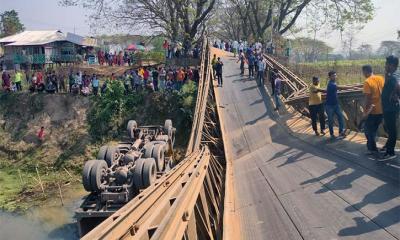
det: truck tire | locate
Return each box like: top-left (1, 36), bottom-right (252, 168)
top-left (143, 142), bottom-right (154, 158)
top-left (90, 160), bottom-right (108, 192)
top-left (97, 145), bottom-right (108, 160)
top-left (152, 144), bottom-right (165, 171)
top-left (142, 158), bottom-right (157, 188)
top-left (105, 146), bottom-right (120, 167)
top-left (133, 158), bottom-right (146, 190)
top-left (82, 160), bottom-right (97, 192)
top-left (127, 120), bottom-right (138, 139)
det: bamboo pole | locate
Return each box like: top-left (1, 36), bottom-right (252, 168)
top-left (35, 165), bottom-right (45, 194)
top-left (57, 182), bottom-right (64, 206)
top-left (18, 169), bottom-right (23, 186)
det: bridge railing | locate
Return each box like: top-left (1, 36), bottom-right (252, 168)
top-left (262, 54), bottom-right (400, 136)
top-left (82, 38), bottom-right (225, 240)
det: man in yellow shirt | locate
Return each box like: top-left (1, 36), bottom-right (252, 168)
top-left (309, 77), bottom-right (326, 136)
top-left (362, 65), bottom-right (384, 155)
top-left (14, 70), bottom-right (23, 91)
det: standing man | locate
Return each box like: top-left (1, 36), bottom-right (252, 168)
top-left (69, 70), bottom-right (75, 93)
top-left (143, 68), bottom-right (149, 87)
top-left (257, 56), bottom-right (266, 86)
top-left (152, 68), bottom-right (159, 91)
top-left (176, 67), bottom-right (185, 90)
top-left (14, 70), bottom-right (23, 91)
top-left (361, 65), bottom-right (384, 156)
top-left (325, 71), bottom-right (353, 139)
top-left (215, 57), bottom-right (224, 87)
top-left (274, 69), bottom-right (282, 111)
top-left (309, 77), bottom-right (326, 136)
top-left (380, 56), bottom-right (400, 160)
top-left (2, 70), bottom-right (11, 92)
top-left (248, 52), bottom-right (255, 79)
top-left (237, 50), bottom-right (246, 76)
top-left (92, 74), bottom-right (99, 96)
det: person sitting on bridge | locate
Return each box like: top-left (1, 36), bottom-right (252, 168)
top-left (380, 56), bottom-right (400, 160)
top-left (361, 65), bottom-right (384, 157)
top-left (325, 71), bottom-right (354, 139)
top-left (309, 77), bottom-right (326, 136)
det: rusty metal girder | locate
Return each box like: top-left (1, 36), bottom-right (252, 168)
top-left (82, 39), bottom-right (226, 240)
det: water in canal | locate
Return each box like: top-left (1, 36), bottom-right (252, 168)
top-left (0, 185), bottom-right (86, 240)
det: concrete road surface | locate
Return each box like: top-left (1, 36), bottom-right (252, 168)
top-left (216, 54), bottom-right (400, 240)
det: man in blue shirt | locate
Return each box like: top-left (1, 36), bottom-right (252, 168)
top-left (325, 71), bottom-right (353, 139)
top-left (92, 74), bottom-right (99, 96)
top-left (380, 56), bottom-right (400, 160)
top-left (248, 52), bottom-right (255, 79)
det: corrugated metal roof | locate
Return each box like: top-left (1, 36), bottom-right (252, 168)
top-left (0, 30), bottom-right (97, 47)
top-left (0, 30), bottom-right (65, 45)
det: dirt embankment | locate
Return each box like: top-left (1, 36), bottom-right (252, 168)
top-left (0, 93), bottom-right (96, 211)
top-left (0, 89), bottom-right (194, 211)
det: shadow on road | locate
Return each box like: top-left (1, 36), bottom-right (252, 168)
top-left (243, 78), bottom-right (400, 238)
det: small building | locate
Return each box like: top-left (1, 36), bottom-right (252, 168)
top-left (0, 30), bottom-right (97, 70)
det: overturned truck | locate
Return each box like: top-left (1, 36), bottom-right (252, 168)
top-left (76, 119), bottom-right (176, 236)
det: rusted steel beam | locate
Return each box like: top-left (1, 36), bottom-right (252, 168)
top-left (83, 39), bottom-right (226, 240)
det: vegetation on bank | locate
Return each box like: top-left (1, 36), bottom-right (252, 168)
top-left (0, 82), bottom-right (197, 211)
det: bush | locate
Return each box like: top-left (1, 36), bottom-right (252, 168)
top-left (87, 80), bottom-right (197, 145)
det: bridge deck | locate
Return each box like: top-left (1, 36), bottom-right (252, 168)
top-left (215, 52), bottom-right (400, 240)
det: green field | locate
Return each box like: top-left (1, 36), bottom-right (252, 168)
top-left (289, 59), bottom-right (385, 86)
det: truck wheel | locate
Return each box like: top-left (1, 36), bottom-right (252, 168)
top-left (105, 146), bottom-right (120, 167)
top-left (97, 145), bottom-right (108, 160)
top-left (127, 120), bottom-right (138, 139)
top-left (82, 160), bottom-right (97, 192)
top-left (133, 158), bottom-right (146, 190)
top-left (152, 144), bottom-right (165, 172)
top-left (143, 142), bottom-right (154, 158)
top-left (142, 158), bottom-right (157, 188)
top-left (90, 160), bottom-right (108, 192)
top-left (164, 119), bottom-right (172, 131)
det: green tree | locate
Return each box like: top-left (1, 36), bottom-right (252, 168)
top-left (292, 37), bottom-right (333, 62)
top-left (0, 10), bottom-right (25, 37)
top-left (217, 0), bottom-right (374, 42)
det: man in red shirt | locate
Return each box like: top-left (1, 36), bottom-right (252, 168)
top-left (163, 39), bottom-right (169, 58)
top-left (176, 68), bottom-right (185, 90)
top-left (143, 68), bottom-right (150, 86)
top-left (37, 126), bottom-right (45, 142)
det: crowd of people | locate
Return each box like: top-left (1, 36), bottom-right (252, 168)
top-left (305, 56), bottom-right (399, 161)
top-left (229, 39), bottom-right (400, 161)
top-left (214, 38), bottom-right (291, 58)
top-left (163, 40), bottom-right (200, 59)
top-left (1, 65), bottom-right (200, 96)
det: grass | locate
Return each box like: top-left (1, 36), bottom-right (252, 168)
top-left (0, 170), bottom-right (24, 211)
top-left (289, 58), bottom-right (386, 87)
top-left (296, 59), bottom-right (385, 67)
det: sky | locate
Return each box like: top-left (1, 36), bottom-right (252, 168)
top-left (1, 0), bottom-right (399, 52)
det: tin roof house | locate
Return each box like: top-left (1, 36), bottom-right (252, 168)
top-left (0, 30), bottom-right (97, 69)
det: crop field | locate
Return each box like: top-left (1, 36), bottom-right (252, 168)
top-left (289, 59), bottom-right (385, 87)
